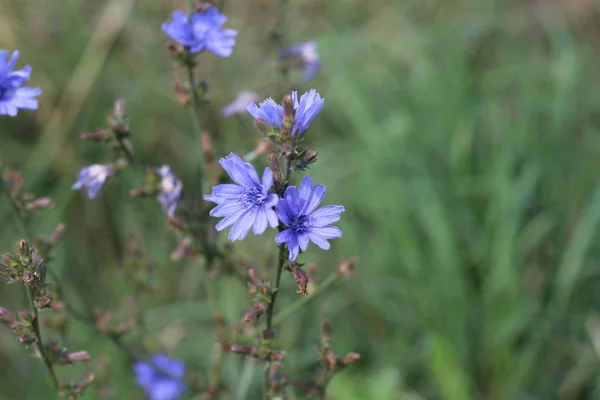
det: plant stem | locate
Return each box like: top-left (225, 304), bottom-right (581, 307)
top-left (26, 286), bottom-right (59, 390)
top-left (266, 244), bottom-right (286, 334)
top-left (263, 156), bottom-right (293, 398)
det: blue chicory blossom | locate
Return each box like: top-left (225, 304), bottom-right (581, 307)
top-left (161, 8), bottom-right (237, 57)
top-left (279, 41), bottom-right (321, 82)
top-left (204, 153), bottom-right (279, 241)
top-left (246, 89), bottom-right (324, 137)
top-left (71, 164), bottom-right (115, 199)
top-left (156, 165), bottom-right (183, 217)
top-left (275, 176), bottom-right (344, 261)
top-left (134, 353), bottom-right (186, 400)
top-left (0, 50), bottom-right (41, 117)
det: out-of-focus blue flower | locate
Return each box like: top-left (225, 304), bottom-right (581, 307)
top-left (161, 8), bottom-right (237, 57)
top-left (279, 41), bottom-right (321, 82)
top-left (275, 176), bottom-right (344, 261)
top-left (134, 354), bottom-right (186, 400)
top-left (221, 91), bottom-right (261, 117)
top-left (156, 165), bottom-right (183, 217)
top-left (246, 90), bottom-right (324, 137)
top-left (204, 153), bottom-right (279, 241)
top-left (72, 164), bottom-right (115, 199)
top-left (0, 50), bottom-right (41, 117)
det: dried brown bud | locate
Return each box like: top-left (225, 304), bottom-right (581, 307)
top-left (247, 268), bottom-right (259, 285)
top-left (290, 266), bottom-right (309, 295)
top-left (342, 352), bottom-right (361, 365)
top-left (173, 81), bottom-right (192, 106)
top-left (80, 130), bottom-right (110, 141)
top-left (171, 237), bottom-right (192, 262)
top-left (23, 198), bottom-right (52, 212)
top-left (280, 144), bottom-right (293, 157)
top-left (229, 344), bottom-right (255, 355)
top-left (202, 132), bottom-right (215, 164)
top-left (241, 303), bottom-right (265, 324)
top-left (282, 95), bottom-right (294, 122)
top-left (325, 351), bottom-right (337, 368)
top-left (337, 257), bottom-right (358, 279)
top-left (67, 351), bottom-right (92, 363)
top-left (50, 223), bottom-right (67, 244)
top-left (0, 308), bottom-right (16, 324)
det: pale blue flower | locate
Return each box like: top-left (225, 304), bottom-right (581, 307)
top-left (204, 153), bottom-right (279, 241)
top-left (72, 164), bottom-right (115, 199)
top-left (156, 165), bottom-right (183, 217)
top-left (0, 50), bottom-right (41, 117)
top-left (134, 354), bottom-right (186, 400)
top-left (279, 41), bottom-right (321, 82)
top-left (162, 8), bottom-right (237, 57)
top-left (275, 176), bottom-right (344, 261)
top-left (221, 91), bottom-right (260, 117)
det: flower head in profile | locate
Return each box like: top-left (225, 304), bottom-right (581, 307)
top-left (276, 176), bottom-right (344, 261)
top-left (134, 353), bottom-right (186, 400)
top-left (0, 50), bottom-right (41, 117)
top-left (221, 91), bottom-right (261, 117)
top-left (246, 90), bottom-right (324, 137)
top-left (279, 41), bottom-right (321, 82)
top-left (204, 153), bottom-right (279, 241)
top-left (162, 8), bottom-right (237, 57)
top-left (72, 164), bottom-right (115, 199)
top-left (156, 165), bottom-right (183, 217)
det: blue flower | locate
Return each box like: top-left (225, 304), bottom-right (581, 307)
top-left (246, 90), bottom-right (324, 137)
top-left (134, 354), bottom-right (186, 400)
top-left (161, 8), bottom-right (237, 57)
top-left (275, 176), bottom-right (344, 261)
top-left (72, 164), bottom-right (115, 199)
top-left (279, 41), bottom-right (321, 82)
top-left (0, 50), bottom-right (41, 117)
top-left (245, 98), bottom-right (284, 129)
top-left (204, 153), bottom-right (279, 241)
top-left (156, 165), bottom-right (183, 217)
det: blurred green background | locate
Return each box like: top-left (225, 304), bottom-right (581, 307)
top-left (3, 0), bottom-right (600, 398)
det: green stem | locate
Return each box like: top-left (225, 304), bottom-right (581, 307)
top-left (26, 286), bottom-right (59, 390)
top-left (265, 244), bottom-right (286, 334)
top-left (263, 156), bottom-right (293, 398)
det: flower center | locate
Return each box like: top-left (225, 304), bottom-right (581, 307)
top-left (241, 188), bottom-right (265, 207)
top-left (291, 214), bottom-right (310, 233)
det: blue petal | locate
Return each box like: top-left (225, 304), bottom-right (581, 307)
top-left (313, 225), bottom-right (342, 239)
top-left (310, 205), bottom-right (345, 226)
top-left (229, 208), bottom-right (256, 240)
top-left (301, 183), bottom-right (326, 215)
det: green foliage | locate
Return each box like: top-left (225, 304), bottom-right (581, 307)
top-left (3, 0), bottom-right (600, 398)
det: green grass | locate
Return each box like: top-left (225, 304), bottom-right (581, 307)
top-left (3, 0), bottom-right (600, 398)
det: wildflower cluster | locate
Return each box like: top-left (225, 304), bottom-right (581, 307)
top-left (1, 1), bottom-right (356, 399)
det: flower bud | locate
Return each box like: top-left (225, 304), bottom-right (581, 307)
top-left (24, 197), bottom-right (53, 212)
top-left (255, 118), bottom-right (275, 137)
top-left (282, 95), bottom-right (294, 123)
top-left (290, 266), bottom-right (308, 295)
top-left (67, 351), bottom-right (92, 363)
top-left (80, 130), bottom-right (111, 141)
top-left (0, 308), bottom-right (16, 324)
